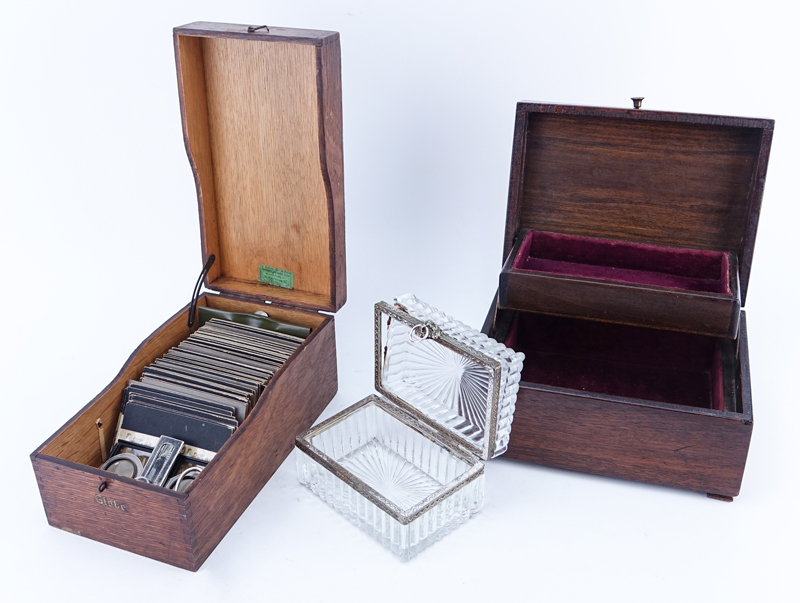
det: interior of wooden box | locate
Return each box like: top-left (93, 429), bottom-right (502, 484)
top-left (503, 311), bottom-right (739, 412)
top-left (516, 112), bottom-right (762, 256)
top-left (512, 230), bottom-right (732, 294)
top-left (39, 295), bottom-right (325, 467)
top-left (177, 34), bottom-right (334, 309)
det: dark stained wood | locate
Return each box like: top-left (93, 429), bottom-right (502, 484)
top-left (320, 34), bottom-right (347, 312)
top-left (481, 290), bottom-right (499, 336)
top-left (502, 103), bottom-right (773, 305)
top-left (489, 101), bottom-right (768, 498)
top-left (740, 124), bottom-right (774, 308)
top-left (174, 23), bottom-right (345, 312)
top-left (501, 269), bottom-right (739, 337)
top-left (31, 294), bottom-right (337, 570)
top-left (484, 299), bottom-right (754, 498)
top-left (504, 380), bottom-right (752, 497)
top-left (32, 456), bottom-right (194, 569)
top-left (499, 230), bottom-right (741, 337)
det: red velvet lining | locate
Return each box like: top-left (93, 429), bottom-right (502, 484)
top-left (508, 313), bottom-right (724, 410)
top-left (513, 230), bottom-right (730, 294)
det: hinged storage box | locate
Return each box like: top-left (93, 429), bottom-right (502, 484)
top-left (484, 102), bottom-right (773, 500)
top-left (30, 21), bottom-right (345, 570)
top-left (296, 295), bottom-right (524, 559)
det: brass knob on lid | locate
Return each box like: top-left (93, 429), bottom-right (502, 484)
top-left (631, 97), bottom-right (644, 109)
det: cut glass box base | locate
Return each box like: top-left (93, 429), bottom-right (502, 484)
top-left (296, 396), bottom-right (485, 560)
top-left (339, 439), bottom-right (443, 508)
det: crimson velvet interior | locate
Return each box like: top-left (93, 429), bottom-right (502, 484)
top-left (512, 230), bottom-right (731, 294)
top-left (505, 312), bottom-right (726, 410)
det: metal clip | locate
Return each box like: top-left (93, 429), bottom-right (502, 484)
top-left (409, 321), bottom-right (442, 343)
top-left (247, 25), bottom-right (269, 33)
top-left (188, 254), bottom-right (215, 328)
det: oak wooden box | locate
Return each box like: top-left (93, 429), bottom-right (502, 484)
top-left (483, 102), bottom-right (773, 500)
top-left (30, 22), bottom-right (345, 570)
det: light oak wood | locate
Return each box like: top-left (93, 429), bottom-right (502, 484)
top-left (177, 35), bottom-right (221, 283)
top-left (204, 36), bottom-right (329, 294)
top-left (40, 303), bottom-right (194, 466)
top-left (176, 28), bottom-right (345, 311)
top-left (39, 294), bottom-right (326, 466)
top-left (210, 276), bottom-right (332, 311)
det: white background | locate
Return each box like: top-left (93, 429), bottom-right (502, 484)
top-left (1, 1), bottom-right (798, 601)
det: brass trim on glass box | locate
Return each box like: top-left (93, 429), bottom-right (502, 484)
top-left (295, 395), bottom-right (485, 525)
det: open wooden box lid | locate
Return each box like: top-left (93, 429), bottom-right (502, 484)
top-left (174, 22), bottom-right (345, 312)
top-left (502, 102), bottom-right (773, 305)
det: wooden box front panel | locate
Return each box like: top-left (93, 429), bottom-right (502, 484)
top-left (500, 268), bottom-right (739, 337)
top-left (32, 457), bottom-right (194, 568)
top-left (505, 382), bottom-right (752, 498)
top-left (498, 232), bottom-right (741, 337)
top-left (31, 293), bottom-right (336, 570)
top-left (483, 296), bottom-right (754, 498)
top-left (500, 152), bottom-right (749, 338)
top-left (185, 311), bottom-right (338, 568)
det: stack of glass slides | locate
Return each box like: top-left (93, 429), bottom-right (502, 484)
top-left (295, 295), bottom-right (525, 559)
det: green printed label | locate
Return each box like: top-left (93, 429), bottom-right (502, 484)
top-left (259, 265), bottom-right (294, 289)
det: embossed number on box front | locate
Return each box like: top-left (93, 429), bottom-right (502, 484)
top-left (95, 494), bottom-right (127, 512)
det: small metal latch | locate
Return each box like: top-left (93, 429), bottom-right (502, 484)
top-left (409, 321), bottom-right (442, 343)
top-left (632, 97), bottom-right (644, 109)
top-left (247, 25), bottom-right (269, 33)
top-left (188, 254), bottom-right (216, 328)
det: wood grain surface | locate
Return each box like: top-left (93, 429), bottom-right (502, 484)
top-left (499, 230), bottom-right (741, 337)
top-left (184, 315), bottom-right (338, 568)
top-left (32, 293), bottom-right (336, 570)
top-left (33, 22), bottom-right (346, 571)
top-left (504, 380), bottom-right (752, 497)
top-left (176, 34), bottom-right (220, 283)
top-left (32, 456), bottom-right (194, 568)
top-left (320, 34), bottom-right (347, 313)
top-left (38, 299), bottom-right (196, 465)
top-left (483, 296), bottom-right (754, 498)
top-left (502, 103), bottom-right (773, 304)
top-left (175, 24), bottom-right (345, 312)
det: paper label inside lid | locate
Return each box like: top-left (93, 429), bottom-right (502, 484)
top-left (259, 265), bottom-right (294, 289)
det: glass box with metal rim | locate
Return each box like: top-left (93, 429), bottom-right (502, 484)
top-left (295, 294), bottom-right (525, 559)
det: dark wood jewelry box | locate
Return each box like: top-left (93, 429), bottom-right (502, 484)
top-left (483, 101), bottom-right (773, 501)
top-left (30, 22), bottom-right (345, 570)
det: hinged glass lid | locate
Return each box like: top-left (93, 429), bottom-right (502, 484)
top-left (375, 295), bottom-right (525, 460)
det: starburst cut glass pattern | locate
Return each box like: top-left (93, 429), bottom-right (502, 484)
top-left (380, 318), bottom-right (494, 452)
top-left (295, 295), bottom-right (524, 560)
top-left (296, 397), bottom-right (484, 560)
top-left (381, 295), bottom-right (525, 458)
top-left (339, 439), bottom-right (443, 508)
